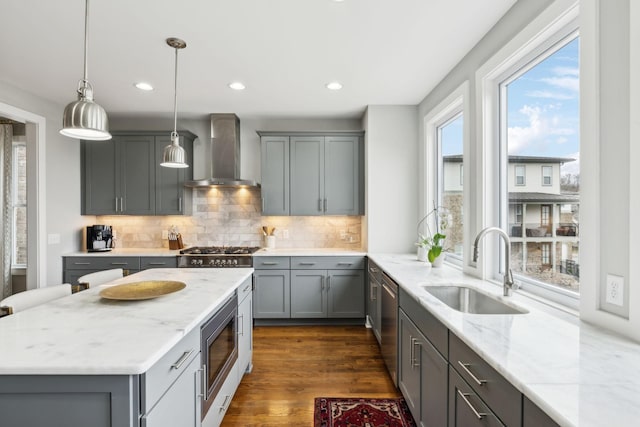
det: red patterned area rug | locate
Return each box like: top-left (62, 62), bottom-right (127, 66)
top-left (314, 397), bottom-right (417, 427)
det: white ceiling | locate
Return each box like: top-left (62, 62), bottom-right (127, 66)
top-left (0, 0), bottom-right (516, 121)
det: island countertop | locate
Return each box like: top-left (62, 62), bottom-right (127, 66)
top-left (0, 268), bottom-right (252, 375)
top-left (368, 253), bottom-right (640, 427)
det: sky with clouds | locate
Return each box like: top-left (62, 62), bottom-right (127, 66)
top-left (441, 37), bottom-right (580, 177)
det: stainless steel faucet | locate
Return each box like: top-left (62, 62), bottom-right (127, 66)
top-left (473, 227), bottom-right (515, 296)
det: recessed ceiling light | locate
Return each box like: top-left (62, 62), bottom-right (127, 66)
top-left (134, 82), bottom-right (154, 91)
top-left (326, 81), bottom-right (343, 90)
top-left (229, 82), bottom-right (246, 90)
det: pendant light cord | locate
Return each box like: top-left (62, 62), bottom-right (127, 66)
top-left (172, 46), bottom-right (179, 140)
top-left (83, 0), bottom-right (89, 85)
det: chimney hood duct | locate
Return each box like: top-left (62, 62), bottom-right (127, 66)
top-left (184, 113), bottom-right (259, 188)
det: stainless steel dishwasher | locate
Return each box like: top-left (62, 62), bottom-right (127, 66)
top-left (380, 272), bottom-right (398, 386)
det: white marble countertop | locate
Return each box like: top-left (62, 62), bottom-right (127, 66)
top-left (63, 248), bottom-right (182, 257)
top-left (368, 253), bottom-right (640, 427)
top-left (253, 248), bottom-right (366, 256)
top-left (0, 268), bottom-right (252, 375)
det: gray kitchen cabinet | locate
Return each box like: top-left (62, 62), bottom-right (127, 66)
top-left (367, 260), bottom-right (382, 344)
top-left (253, 269), bottom-right (291, 319)
top-left (290, 135), bottom-right (325, 215)
top-left (260, 136), bottom-right (290, 215)
top-left (257, 131), bottom-right (364, 216)
top-left (291, 270), bottom-right (326, 318)
top-left (398, 308), bottom-right (448, 427)
top-left (523, 396), bottom-right (560, 427)
top-left (82, 131), bottom-right (194, 216)
top-left (63, 256), bottom-right (176, 285)
top-left (155, 133), bottom-right (195, 215)
top-left (290, 269), bottom-right (364, 318)
top-left (449, 368), bottom-right (505, 427)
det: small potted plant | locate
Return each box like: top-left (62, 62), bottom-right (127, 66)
top-left (416, 204), bottom-right (450, 267)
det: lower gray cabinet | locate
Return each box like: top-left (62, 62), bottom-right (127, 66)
top-left (237, 278), bottom-right (253, 379)
top-left (141, 355), bottom-right (201, 427)
top-left (253, 270), bottom-right (291, 318)
top-left (367, 261), bottom-right (382, 344)
top-left (523, 396), bottom-right (560, 427)
top-left (449, 368), bottom-right (505, 427)
top-left (290, 269), bottom-right (364, 318)
top-left (398, 308), bottom-right (448, 427)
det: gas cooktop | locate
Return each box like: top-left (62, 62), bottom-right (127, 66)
top-left (179, 246), bottom-right (261, 255)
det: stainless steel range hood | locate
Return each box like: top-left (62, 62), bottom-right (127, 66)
top-left (184, 113), bottom-right (260, 188)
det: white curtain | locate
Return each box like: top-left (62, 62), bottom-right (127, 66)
top-left (1, 124), bottom-right (13, 299)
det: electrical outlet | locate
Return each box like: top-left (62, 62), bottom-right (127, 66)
top-left (162, 230), bottom-right (169, 239)
top-left (282, 229), bottom-right (289, 239)
top-left (605, 274), bottom-right (624, 307)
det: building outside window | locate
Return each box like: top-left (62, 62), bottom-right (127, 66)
top-left (12, 141), bottom-right (27, 267)
top-left (515, 165), bottom-right (526, 186)
top-left (501, 35), bottom-right (580, 293)
top-left (439, 113), bottom-right (463, 259)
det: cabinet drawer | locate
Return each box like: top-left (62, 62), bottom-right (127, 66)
top-left (291, 256), bottom-right (364, 270)
top-left (140, 256), bottom-right (178, 269)
top-left (367, 259), bottom-right (382, 282)
top-left (141, 327), bottom-right (200, 413)
top-left (399, 287), bottom-right (448, 358)
top-left (254, 256), bottom-right (290, 269)
top-left (64, 256), bottom-right (141, 270)
top-left (450, 333), bottom-right (521, 427)
top-left (449, 368), bottom-right (506, 427)
top-left (237, 276), bottom-right (253, 304)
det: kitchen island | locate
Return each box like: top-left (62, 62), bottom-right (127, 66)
top-left (0, 268), bottom-right (253, 427)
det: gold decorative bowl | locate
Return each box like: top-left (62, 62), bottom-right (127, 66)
top-left (99, 280), bottom-right (186, 301)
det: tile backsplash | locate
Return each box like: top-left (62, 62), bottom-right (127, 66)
top-left (96, 187), bottom-right (362, 249)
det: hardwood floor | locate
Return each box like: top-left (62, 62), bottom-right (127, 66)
top-left (221, 325), bottom-right (400, 426)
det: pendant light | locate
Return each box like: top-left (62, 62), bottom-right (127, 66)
top-left (60, 0), bottom-right (111, 141)
top-left (161, 37), bottom-right (189, 168)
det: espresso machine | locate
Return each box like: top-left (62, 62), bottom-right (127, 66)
top-left (86, 225), bottom-right (113, 252)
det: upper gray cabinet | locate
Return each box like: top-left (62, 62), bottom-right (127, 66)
top-left (82, 131), bottom-right (194, 216)
top-left (260, 136), bottom-right (290, 215)
top-left (258, 131), bottom-right (364, 216)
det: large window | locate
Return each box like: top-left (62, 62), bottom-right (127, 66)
top-left (438, 113), bottom-right (464, 259)
top-left (501, 35), bottom-right (580, 294)
top-left (12, 140), bottom-right (27, 267)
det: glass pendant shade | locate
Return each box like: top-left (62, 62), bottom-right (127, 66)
top-left (61, 82), bottom-right (111, 140)
top-left (161, 133), bottom-right (188, 168)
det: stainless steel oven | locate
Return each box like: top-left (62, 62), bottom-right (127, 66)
top-left (200, 293), bottom-right (238, 419)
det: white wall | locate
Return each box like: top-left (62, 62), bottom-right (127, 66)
top-left (364, 105), bottom-right (418, 253)
top-left (0, 80), bottom-right (94, 287)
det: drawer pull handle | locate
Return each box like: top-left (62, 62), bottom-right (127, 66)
top-left (110, 262), bottom-right (128, 266)
top-left (148, 262), bottom-right (166, 265)
top-left (338, 262), bottom-right (353, 266)
top-left (243, 284), bottom-right (251, 292)
top-left (299, 262), bottom-right (316, 266)
top-left (369, 267), bottom-right (378, 273)
top-left (219, 395), bottom-right (231, 413)
top-left (261, 262), bottom-right (279, 265)
top-left (74, 262), bottom-right (91, 265)
top-left (457, 361), bottom-right (487, 386)
top-left (171, 349), bottom-right (195, 370)
top-left (457, 390), bottom-right (486, 419)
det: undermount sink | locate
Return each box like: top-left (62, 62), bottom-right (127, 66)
top-left (423, 285), bottom-right (528, 315)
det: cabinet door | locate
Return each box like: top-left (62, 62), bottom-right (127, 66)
top-left (324, 136), bottom-right (361, 215)
top-left (449, 368), bottom-right (505, 427)
top-left (253, 270), bottom-right (290, 318)
top-left (82, 139), bottom-right (118, 215)
top-left (290, 136), bottom-right (325, 215)
top-left (327, 270), bottom-right (365, 318)
top-left (141, 354), bottom-right (201, 427)
top-left (398, 310), bottom-right (421, 421)
top-left (523, 396), bottom-right (559, 427)
top-left (419, 326), bottom-right (448, 427)
top-left (118, 135), bottom-right (156, 215)
top-left (261, 136), bottom-right (290, 215)
top-left (155, 134), bottom-right (193, 215)
top-left (291, 270), bottom-right (327, 318)
top-left (237, 289), bottom-right (253, 379)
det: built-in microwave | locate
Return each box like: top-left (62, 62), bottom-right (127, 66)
top-left (200, 294), bottom-right (238, 419)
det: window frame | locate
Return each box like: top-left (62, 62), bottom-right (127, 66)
top-left (475, 2), bottom-right (579, 309)
top-left (422, 82), bottom-right (470, 268)
top-left (515, 164), bottom-right (526, 186)
top-left (542, 165), bottom-right (553, 186)
top-left (11, 140), bottom-right (27, 268)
